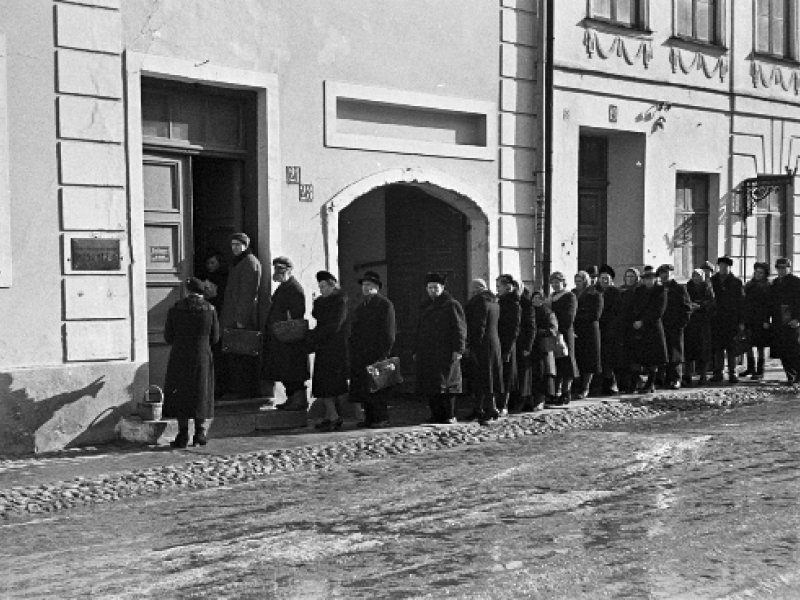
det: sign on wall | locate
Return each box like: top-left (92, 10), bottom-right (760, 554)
top-left (63, 233), bottom-right (127, 275)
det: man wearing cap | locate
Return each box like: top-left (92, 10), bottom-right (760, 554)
top-left (220, 233), bottom-right (262, 398)
top-left (262, 256), bottom-right (310, 410)
top-left (769, 257), bottom-right (800, 384)
top-left (657, 264), bottom-right (692, 389)
top-left (349, 271), bottom-right (397, 428)
top-left (710, 255), bottom-right (745, 383)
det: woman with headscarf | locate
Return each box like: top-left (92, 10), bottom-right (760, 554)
top-left (683, 268), bottom-right (716, 386)
top-left (546, 271), bottom-right (578, 405)
top-left (614, 268), bottom-right (641, 393)
top-left (306, 271), bottom-right (349, 431)
top-left (627, 269), bottom-right (668, 393)
top-left (531, 290), bottom-right (558, 408)
top-left (573, 270), bottom-right (604, 399)
top-left (741, 261), bottom-right (772, 380)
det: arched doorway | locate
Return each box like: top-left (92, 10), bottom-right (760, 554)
top-left (338, 184), bottom-right (471, 383)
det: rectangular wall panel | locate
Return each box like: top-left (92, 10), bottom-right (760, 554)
top-left (64, 277), bottom-right (129, 319)
top-left (59, 141), bottom-right (125, 186)
top-left (56, 3), bottom-right (122, 54)
top-left (56, 49), bottom-right (122, 98)
top-left (65, 320), bottom-right (129, 361)
top-left (58, 96), bottom-right (124, 142)
top-left (61, 187), bottom-right (126, 231)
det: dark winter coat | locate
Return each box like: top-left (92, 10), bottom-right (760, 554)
top-left (221, 250), bottom-right (261, 329)
top-left (685, 279), bottom-right (715, 363)
top-left (349, 293), bottom-right (397, 399)
top-left (550, 290), bottom-right (579, 379)
top-left (516, 288), bottom-right (536, 397)
top-left (464, 290), bottom-right (503, 395)
top-left (261, 276), bottom-right (310, 384)
top-left (162, 296), bottom-right (220, 419)
top-left (532, 303), bottom-right (557, 397)
top-left (201, 268), bottom-right (228, 315)
top-left (769, 273), bottom-right (800, 360)
top-left (661, 279), bottom-right (692, 363)
top-left (414, 291), bottom-right (467, 395)
top-left (614, 285), bottom-right (638, 367)
top-left (597, 284), bottom-right (623, 371)
top-left (627, 284), bottom-right (668, 367)
top-left (497, 289), bottom-right (522, 392)
top-left (743, 278), bottom-right (773, 348)
top-left (710, 272), bottom-right (744, 350)
top-left (306, 289), bottom-right (349, 398)
top-left (573, 286), bottom-right (603, 375)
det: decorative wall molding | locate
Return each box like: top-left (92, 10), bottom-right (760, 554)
top-left (669, 48), bottom-right (727, 81)
top-left (583, 29), bottom-right (652, 68)
top-left (750, 60), bottom-right (800, 94)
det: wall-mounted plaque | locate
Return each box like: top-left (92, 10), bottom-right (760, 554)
top-left (286, 166), bottom-right (301, 184)
top-left (70, 238), bottom-right (121, 271)
top-left (299, 183), bottom-right (314, 202)
top-left (150, 246), bottom-right (171, 263)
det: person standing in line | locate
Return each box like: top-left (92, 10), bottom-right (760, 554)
top-left (509, 281), bottom-right (536, 412)
top-left (199, 249), bottom-right (228, 398)
top-left (163, 277), bottom-right (220, 448)
top-left (628, 269), bottom-right (668, 394)
top-left (463, 278), bottom-right (503, 422)
top-left (615, 268), bottom-right (640, 393)
top-left (306, 271), bottom-right (349, 431)
top-left (769, 257), bottom-right (800, 385)
top-left (657, 264), bottom-right (692, 389)
top-left (220, 233), bottom-right (262, 399)
top-left (546, 272), bottom-right (578, 406)
top-left (683, 268), bottom-right (716, 387)
top-left (572, 270), bottom-right (603, 399)
top-left (262, 256), bottom-right (310, 411)
top-left (348, 271), bottom-right (397, 428)
top-left (701, 260), bottom-right (716, 282)
top-left (495, 274), bottom-right (521, 416)
top-left (530, 290), bottom-right (558, 409)
top-left (710, 256), bottom-right (745, 383)
top-left (415, 272), bottom-right (467, 424)
top-left (741, 262), bottom-right (772, 380)
top-left (596, 265), bottom-right (622, 395)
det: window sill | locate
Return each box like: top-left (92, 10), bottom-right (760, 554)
top-left (582, 18), bottom-right (652, 39)
top-left (752, 52), bottom-right (800, 68)
top-left (668, 36), bottom-right (728, 56)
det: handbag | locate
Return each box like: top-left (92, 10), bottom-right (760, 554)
top-left (271, 318), bottom-right (309, 343)
top-left (366, 357), bottom-right (403, 393)
top-left (221, 328), bottom-right (262, 356)
top-left (538, 333), bottom-right (568, 358)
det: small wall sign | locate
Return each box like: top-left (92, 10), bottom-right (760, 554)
top-left (286, 166), bottom-right (301, 185)
top-left (70, 238), bottom-right (122, 271)
top-left (299, 183), bottom-right (314, 202)
top-left (609, 105), bottom-right (618, 123)
top-left (149, 246), bottom-right (171, 263)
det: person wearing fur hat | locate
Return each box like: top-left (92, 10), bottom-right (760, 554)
top-left (349, 271), bottom-right (397, 428)
top-left (414, 272), bottom-right (467, 424)
top-left (710, 255), bottom-right (745, 383)
top-left (657, 264), bottom-right (692, 389)
top-left (741, 262), bottom-right (772, 380)
top-left (263, 255), bottom-right (310, 410)
top-left (769, 257), bottom-right (800, 384)
top-left (220, 233), bottom-right (262, 399)
top-left (163, 277), bottom-right (220, 448)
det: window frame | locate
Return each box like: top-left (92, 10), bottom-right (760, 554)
top-left (674, 173), bottom-right (711, 281)
top-left (754, 0), bottom-right (799, 62)
top-left (587, 0), bottom-right (650, 32)
top-left (754, 184), bottom-right (788, 268)
top-left (673, 0), bottom-right (727, 47)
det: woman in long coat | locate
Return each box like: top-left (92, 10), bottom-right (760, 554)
top-left (511, 283), bottom-right (536, 412)
top-left (596, 267), bottom-right (621, 394)
top-left (531, 290), bottom-right (558, 408)
top-left (614, 268), bottom-right (640, 392)
top-left (627, 270), bottom-right (668, 393)
top-left (464, 279), bottom-right (503, 421)
top-left (496, 274), bottom-right (521, 415)
top-left (415, 272), bottom-right (467, 424)
top-left (547, 271), bottom-right (578, 405)
top-left (741, 262), bottom-right (772, 380)
top-left (306, 271), bottom-right (349, 431)
top-left (684, 269), bottom-right (715, 386)
top-left (573, 270), bottom-right (604, 398)
top-left (163, 277), bottom-right (220, 448)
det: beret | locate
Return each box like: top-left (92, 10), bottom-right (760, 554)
top-left (272, 256), bottom-right (293, 269)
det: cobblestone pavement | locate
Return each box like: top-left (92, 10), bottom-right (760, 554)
top-left (1, 384), bottom-right (800, 598)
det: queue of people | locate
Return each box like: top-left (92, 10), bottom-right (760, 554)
top-left (160, 233), bottom-right (800, 447)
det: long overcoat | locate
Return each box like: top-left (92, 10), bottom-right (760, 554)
top-left (743, 279), bottom-right (773, 348)
top-left (627, 284), bottom-right (668, 367)
top-left (261, 276), bottom-right (310, 383)
top-left (710, 272), bottom-right (744, 350)
top-left (573, 286), bottom-right (603, 374)
top-left (349, 293), bottom-right (397, 399)
top-left (414, 291), bottom-right (467, 395)
top-left (613, 285), bottom-right (638, 368)
top-left (662, 279), bottom-right (692, 363)
top-left (515, 288), bottom-right (536, 397)
top-left (550, 290), bottom-right (579, 379)
top-left (464, 290), bottom-right (503, 395)
top-left (306, 289), bottom-right (349, 398)
top-left (769, 273), bottom-right (800, 360)
top-left (221, 250), bottom-right (261, 330)
top-left (684, 279), bottom-right (715, 363)
top-left (597, 284), bottom-right (622, 371)
top-left (497, 289), bottom-right (522, 392)
top-left (162, 296), bottom-right (220, 419)
top-left (531, 303), bottom-right (558, 397)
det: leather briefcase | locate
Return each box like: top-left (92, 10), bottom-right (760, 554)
top-left (366, 357), bottom-right (403, 393)
top-left (271, 319), bottom-right (309, 343)
top-left (221, 328), bottom-right (262, 356)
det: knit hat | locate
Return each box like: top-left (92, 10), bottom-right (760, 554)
top-left (231, 232), bottom-right (250, 247)
top-left (272, 256), bottom-right (293, 269)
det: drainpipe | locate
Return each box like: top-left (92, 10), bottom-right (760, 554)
top-left (542, 0), bottom-right (555, 291)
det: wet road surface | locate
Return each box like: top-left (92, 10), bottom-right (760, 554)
top-left (2, 396), bottom-right (800, 599)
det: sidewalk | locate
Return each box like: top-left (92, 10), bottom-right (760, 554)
top-left (0, 365), bottom-right (792, 492)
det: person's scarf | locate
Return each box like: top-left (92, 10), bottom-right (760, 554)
top-left (232, 248), bottom-right (251, 267)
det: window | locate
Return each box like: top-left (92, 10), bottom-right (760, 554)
top-left (756, 0), bottom-right (793, 58)
top-left (590, 0), bottom-right (646, 29)
top-left (755, 186), bottom-right (787, 268)
top-left (674, 174), bottom-right (710, 280)
top-left (676, 0), bottom-right (719, 43)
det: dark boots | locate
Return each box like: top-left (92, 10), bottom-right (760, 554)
top-left (193, 418), bottom-right (207, 446)
top-left (170, 419), bottom-right (190, 449)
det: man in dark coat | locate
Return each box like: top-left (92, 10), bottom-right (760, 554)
top-left (262, 256), bottom-right (311, 410)
top-left (628, 270), bottom-right (668, 393)
top-left (710, 255), bottom-right (745, 383)
top-left (495, 274), bottom-right (521, 416)
top-left (596, 265), bottom-right (622, 394)
top-left (220, 233), bottom-right (262, 399)
top-left (657, 264), bottom-right (692, 389)
top-left (415, 272), bottom-right (467, 424)
top-left (769, 257), bottom-right (800, 384)
top-left (510, 281), bottom-right (536, 412)
top-left (464, 278), bottom-right (503, 421)
top-left (349, 271), bottom-right (397, 428)
top-left (163, 277), bottom-right (220, 448)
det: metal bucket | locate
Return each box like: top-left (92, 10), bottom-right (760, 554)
top-left (139, 385), bottom-right (164, 421)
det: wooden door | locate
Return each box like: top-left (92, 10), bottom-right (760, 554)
top-left (578, 188), bottom-right (607, 269)
top-left (143, 154), bottom-right (192, 388)
top-left (385, 185), bottom-right (468, 383)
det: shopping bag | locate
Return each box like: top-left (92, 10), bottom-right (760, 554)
top-left (366, 357), bottom-right (403, 393)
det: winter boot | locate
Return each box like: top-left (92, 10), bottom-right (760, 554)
top-left (192, 419), bottom-right (208, 446)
